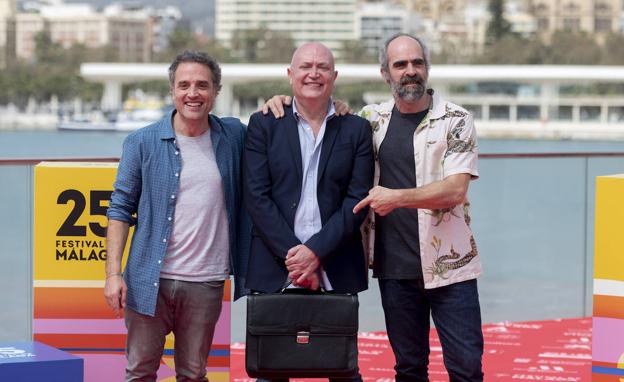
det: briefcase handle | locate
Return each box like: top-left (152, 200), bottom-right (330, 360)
top-left (279, 280), bottom-right (353, 296)
top-left (280, 280), bottom-right (323, 294)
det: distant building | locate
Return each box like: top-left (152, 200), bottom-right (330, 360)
top-left (215, 0), bottom-right (358, 55)
top-left (193, 0), bottom-right (216, 38)
top-left (0, 0), bottom-right (16, 68)
top-left (529, 0), bottom-right (623, 38)
top-left (396, 0), bottom-right (489, 56)
top-left (506, 0), bottom-right (537, 38)
top-left (14, 1), bottom-right (152, 62)
top-left (356, 1), bottom-right (410, 55)
top-left (149, 6), bottom-right (182, 54)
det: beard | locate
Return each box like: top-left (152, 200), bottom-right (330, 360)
top-left (390, 74), bottom-right (426, 102)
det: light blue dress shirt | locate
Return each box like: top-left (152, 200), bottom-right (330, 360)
top-left (292, 98), bottom-right (336, 290)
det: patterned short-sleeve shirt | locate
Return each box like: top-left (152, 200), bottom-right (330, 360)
top-left (358, 89), bottom-right (482, 289)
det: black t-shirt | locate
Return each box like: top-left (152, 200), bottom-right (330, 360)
top-left (374, 106), bottom-right (428, 279)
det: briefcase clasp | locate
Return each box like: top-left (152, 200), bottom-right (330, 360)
top-left (296, 331), bottom-right (310, 344)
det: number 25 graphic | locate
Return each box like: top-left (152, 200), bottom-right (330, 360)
top-left (56, 189), bottom-right (113, 237)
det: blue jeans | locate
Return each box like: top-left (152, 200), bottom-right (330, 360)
top-left (378, 278), bottom-right (483, 382)
top-left (124, 278), bottom-right (224, 382)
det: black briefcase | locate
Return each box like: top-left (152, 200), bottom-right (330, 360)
top-left (245, 290), bottom-right (359, 378)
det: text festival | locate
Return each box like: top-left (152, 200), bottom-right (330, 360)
top-left (55, 240), bottom-right (106, 261)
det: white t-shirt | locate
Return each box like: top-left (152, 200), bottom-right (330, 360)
top-left (160, 130), bottom-right (230, 282)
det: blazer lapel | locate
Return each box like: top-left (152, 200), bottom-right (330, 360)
top-left (317, 117), bottom-right (339, 184)
top-left (283, 112), bottom-right (303, 182)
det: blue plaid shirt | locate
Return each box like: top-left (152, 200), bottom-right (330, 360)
top-left (107, 110), bottom-right (251, 316)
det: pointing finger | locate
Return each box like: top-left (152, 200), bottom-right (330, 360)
top-left (353, 196), bottom-right (371, 214)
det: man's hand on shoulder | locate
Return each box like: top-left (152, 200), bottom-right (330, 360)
top-left (260, 95), bottom-right (292, 118)
top-left (333, 99), bottom-right (352, 116)
top-left (260, 95), bottom-right (352, 118)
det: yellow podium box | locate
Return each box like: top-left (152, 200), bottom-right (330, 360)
top-left (33, 162), bottom-right (230, 382)
top-left (592, 174), bottom-right (624, 381)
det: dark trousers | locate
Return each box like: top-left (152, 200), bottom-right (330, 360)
top-left (124, 279), bottom-right (224, 382)
top-left (378, 278), bottom-right (484, 382)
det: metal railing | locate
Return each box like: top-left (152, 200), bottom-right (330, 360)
top-left (2, 152), bottom-right (622, 342)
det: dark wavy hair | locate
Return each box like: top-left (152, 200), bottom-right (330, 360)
top-left (168, 50), bottom-right (222, 92)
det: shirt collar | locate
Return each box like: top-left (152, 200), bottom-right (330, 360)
top-left (292, 97), bottom-right (336, 123)
top-left (374, 88), bottom-right (439, 119)
top-left (157, 108), bottom-right (176, 140)
top-left (158, 109), bottom-right (221, 140)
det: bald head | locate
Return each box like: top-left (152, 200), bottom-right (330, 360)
top-left (291, 42), bottom-right (335, 69)
top-left (288, 41), bottom-right (337, 104)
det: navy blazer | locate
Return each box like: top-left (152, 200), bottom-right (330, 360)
top-left (243, 106), bottom-right (374, 294)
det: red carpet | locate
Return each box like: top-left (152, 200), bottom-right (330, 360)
top-left (231, 317), bottom-right (591, 381)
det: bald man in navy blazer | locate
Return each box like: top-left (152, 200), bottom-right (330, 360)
top-left (243, 42), bottom-right (373, 299)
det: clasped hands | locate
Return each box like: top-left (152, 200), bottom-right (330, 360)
top-left (285, 244), bottom-right (321, 290)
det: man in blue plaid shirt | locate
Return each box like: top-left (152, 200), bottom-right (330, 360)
top-left (104, 50), bottom-right (250, 382)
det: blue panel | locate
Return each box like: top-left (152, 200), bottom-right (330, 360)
top-left (0, 341), bottom-right (83, 382)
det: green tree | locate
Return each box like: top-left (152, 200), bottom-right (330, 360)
top-left (233, 80), bottom-right (290, 100)
top-left (544, 31), bottom-right (602, 65)
top-left (34, 31), bottom-right (64, 64)
top-left (475, 35), bottom-right (545, 64)
top-left (434, 40), bottom-right (474, 65)
top-left (600, 33), bottom-right (624, 65)
top-left (154, 27), bottom-right (230, 63)
top-left (339, 40), bottom-right (377, 63)
top-left (486, 0), bottom-right (512, 43)
top-left (333, 82), bottom-right (388, 111)
top-left (85, 45), bottom-right (120, 63)
top-left (230, 27), bottom-right (295, 63)
top-left (167, 28), bottom-right (197, 55)
top-left (257, 29), bottom-right (295, 63)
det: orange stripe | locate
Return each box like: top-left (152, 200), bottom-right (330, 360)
top-left (34, 279), bottom-right (231, 318)
top-left (592, 373), bottom-right (621, 382)
top-left (69, 350), bottom-right (127, 355)
top-left (594, 361), bottom-right (617, 368)
top-left (207, 356), bottom-right (229, 367)
top-left (34, 333), bottom-right (127, 349)
top-left (223, 280), bottom-right (231, 301)
top-left (35, 334), bottom-right (230, 355)
top-left (34, 287), bottom-right (116, 319)
top-left (593, 295), bottom-right (624, 319)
